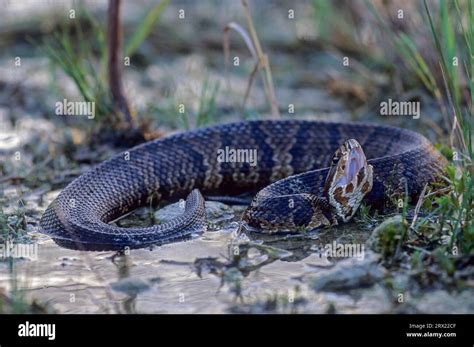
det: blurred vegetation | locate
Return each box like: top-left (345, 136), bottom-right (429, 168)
top-left (40, 1), bottom-right (170, 130)
top-left (310, 0), bottom-right (472, 266)
top-left (40, 9), bottom-right (114, 125)
top-left (0, 204), bottom-right (28, 241)
top-left (0, 260), bottom-right (52, 314)
top-left (316, 0), bottom-right (472, 259)
top-left (124, 0), bottom-right (170, 57)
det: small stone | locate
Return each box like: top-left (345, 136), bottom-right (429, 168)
top-left (310, 253), bottom-right (386, 292)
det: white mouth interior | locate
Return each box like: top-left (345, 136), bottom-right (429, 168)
top-left (336, 146), bottom-right (366, 187)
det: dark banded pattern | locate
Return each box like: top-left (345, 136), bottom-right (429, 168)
top-left (39, 120), bottom-right (447, 250)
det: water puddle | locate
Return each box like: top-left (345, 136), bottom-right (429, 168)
top-left (0, 197), bottom-right (385, 313)
top-left (1, 199), bottom-right (471, 314)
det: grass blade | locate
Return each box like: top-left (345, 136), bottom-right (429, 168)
top-left (125, 0), bottom-right (170, 57)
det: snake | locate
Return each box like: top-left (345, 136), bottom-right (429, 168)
top-left (39, 119), bottom-right (447, 250)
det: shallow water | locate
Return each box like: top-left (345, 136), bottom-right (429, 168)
top-left (1, 197), bottom-right (473, 314)
top-left (0, 198), bottom-right (379, 314)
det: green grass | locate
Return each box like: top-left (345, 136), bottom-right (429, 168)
top-left (195, 77), bottom-right (221, 128)
top-left (0, 204), bottom-right (28, 241)
top-left (364, 1), bottom-right (444, 98)
top-left (0, 259), bottom-right (52, 314)
top-left (40, 2), bottom-right (170, 129)
top-left (312, 0), bottom-right (359, 47)
top-left (422, 0), bottom-right (473, 255)
top-left (148, 77), bottom-right (221, 130)
top-left (365, 0), bottom-right (473, 256)
top-left (40, 10), bottom-right (114, 125)
top-left (125, 0), bottom-right (170, 57)
top-left (313, 1), bottom-right (473, 259)
top-left (0, 207), bottom-right (50, 313)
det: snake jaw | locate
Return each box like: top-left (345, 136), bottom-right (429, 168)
top-left (325, 139), bottom-right (373, 223)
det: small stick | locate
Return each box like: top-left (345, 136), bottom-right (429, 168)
top-left (240, 0), bottom-right (280, 118)
top-left (107, 0), bottom-right (134, 128)
top-left (410, 183), bottom-right (428, 229)
top-left (223, 22), bottom-right (258, 111)
top-left (423, 186), bottom-right (452, 199)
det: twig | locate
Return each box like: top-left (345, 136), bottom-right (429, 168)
top-left (439, 62), bottom-right (467, 152)
top-left (223, 22), bottom-right (258, 111)
top-left (223, 2), bottom-right (280, 117)
top-left (240, 0), bottom-right (280, 118)
top-left (107, 0), bottom-right (134, 128)
top-left (242, 63), bottom-right (259, 110)
top-left (423, 186), bottom-right (452, 199)
top-left (406, 245), bottom-right (432, 254)
top-left (410, 184), bottom-right (428, 229)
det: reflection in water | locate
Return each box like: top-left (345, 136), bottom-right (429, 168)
top-left (0, 203), bottom-right (391, 314)
top-left (246, 221), bottom-right (371, 262)
top-left (112, 253), bottom-right (133, 313)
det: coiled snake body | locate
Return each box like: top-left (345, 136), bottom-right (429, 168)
top-left (40, 120), bottom-right (446, 250)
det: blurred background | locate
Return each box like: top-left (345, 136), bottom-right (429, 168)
top-left (0, 0), bottom-right (470, 134)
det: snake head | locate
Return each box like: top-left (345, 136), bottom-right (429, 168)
top-left (323, 139), bottom-right (373, 223)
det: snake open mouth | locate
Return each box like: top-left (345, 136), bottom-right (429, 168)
top-left (324, 139), bottom-right (373, 223)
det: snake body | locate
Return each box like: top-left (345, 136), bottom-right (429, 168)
top-left (39, 120), bottom-right (447, 249)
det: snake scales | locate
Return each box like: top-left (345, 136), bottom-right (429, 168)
top-left (39, 120), bottom-right (447, 250)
